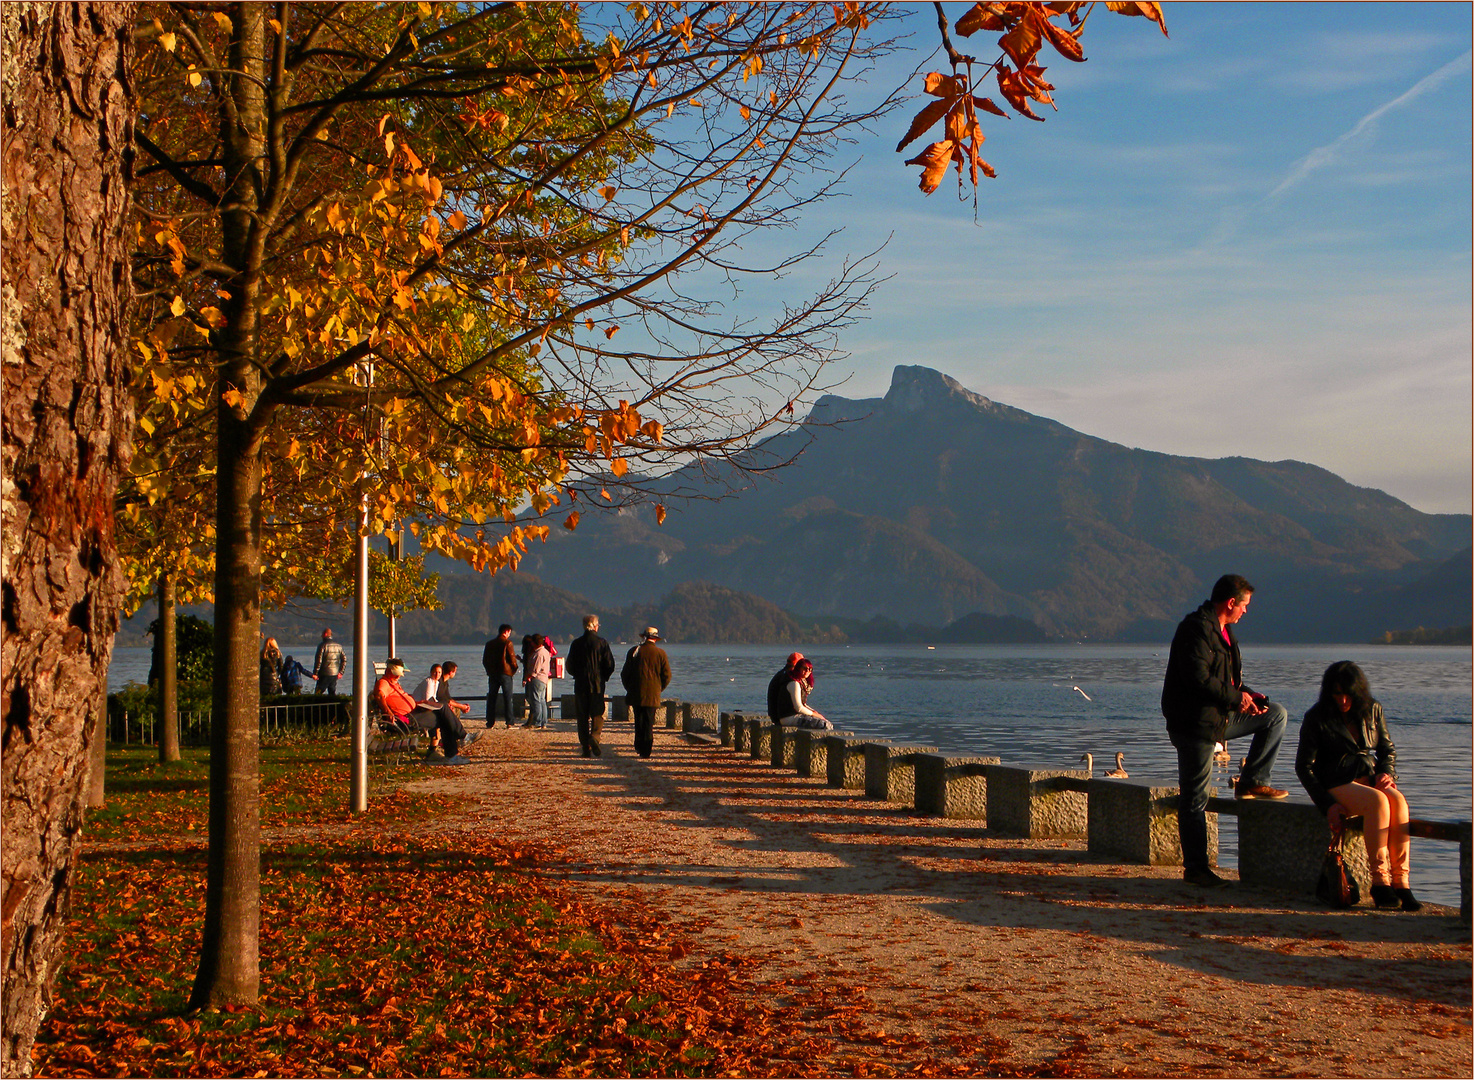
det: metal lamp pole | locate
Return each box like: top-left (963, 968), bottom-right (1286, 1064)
top-left (348, 356), bottom-right (374, 814)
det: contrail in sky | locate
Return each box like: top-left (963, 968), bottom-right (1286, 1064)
top-left (1267, 50), bottom-right (1471, 202)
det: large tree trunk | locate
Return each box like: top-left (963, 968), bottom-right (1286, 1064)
top-left (190, 1), bottom-right (267, 1010)
top-left (156, 573), bottom-right (179, 762)
top-left (0, 2), bottom-right (135, 1073)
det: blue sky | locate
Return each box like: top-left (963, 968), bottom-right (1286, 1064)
top-left (773, 2), bottom-right (1471, 514)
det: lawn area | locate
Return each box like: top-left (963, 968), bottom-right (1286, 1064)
top-left (31, 744), bottom-right (817, 1078)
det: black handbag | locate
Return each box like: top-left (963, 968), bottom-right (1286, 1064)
top-left (1315, 833), bottom-right (1360, 908)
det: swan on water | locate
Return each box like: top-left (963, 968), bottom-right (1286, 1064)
top-left (1104, 752), bottom-right (1128, 778)
top-left (1080, 752), bottom-right (1093, 777)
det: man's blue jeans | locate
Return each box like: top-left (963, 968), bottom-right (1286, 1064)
top-left (488, 673), bottom-right (515, 727)
top-left (527, 679), bottom-right (549, 728)
top-left (1170, 702), bottom-right (1288, 872)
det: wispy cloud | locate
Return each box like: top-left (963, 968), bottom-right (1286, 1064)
top-left (1267, 50), bottom-right (1471, 202)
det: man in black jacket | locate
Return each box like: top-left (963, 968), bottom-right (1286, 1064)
top-left (1162, 573), bottom-right (1288, 888)
top-left (566, 614), bottom-right (616, 757)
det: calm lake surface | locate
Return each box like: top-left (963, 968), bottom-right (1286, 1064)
top-left (109, 641), bottom-right (1472, 908)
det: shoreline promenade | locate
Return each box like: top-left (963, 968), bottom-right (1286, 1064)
top-left (407, 716), bottom-right (1472, 1077)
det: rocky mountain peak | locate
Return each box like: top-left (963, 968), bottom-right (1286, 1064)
top-left (884, 365), bottom-right (995, 415)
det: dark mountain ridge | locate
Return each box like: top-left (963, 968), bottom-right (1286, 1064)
top-left (514, 365), bottom-right (1469, 642)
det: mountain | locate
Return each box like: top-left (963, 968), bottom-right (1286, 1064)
top-left (512, 365), bottom-right (1470, 642)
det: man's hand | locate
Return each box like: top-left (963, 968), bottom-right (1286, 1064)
top-left (1238, 691), bottom-right (1265, 715)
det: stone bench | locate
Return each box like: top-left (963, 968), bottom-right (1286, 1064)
top-left (610, 694), bottom-right (628, 722)
top-left (1219, 797), bottom-right (1374, 899)
top-left (824, 734), bottom-right (875, 790)
top-left (985, 765), bottom-right (1090, 839)
top-left (1086, 779), bottom-right (1217, 866)
top-left (731, 713), bottom-right (764, 753)
top-left (863, 743), bottom-right (939, 805)
top-left (747, 717), bottom-right (773, 761)
top-left (662, 699), bottom-right (681, 729)
top-left (719, 711), bottom-right (741, 747)
top-left (913, 754), bottom-right (1001, 819)
top-left (771, 723), bottom-right (801, 768)
top-left (683, 701), bottom-right (719, 735)
top-left (791, 728), bottom-right (852, 779)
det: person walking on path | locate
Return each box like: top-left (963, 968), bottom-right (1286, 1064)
top-left (621, 627), bottom-right (671, 759)
top-left (566, 615), bottom-right (616, 757)
top-left (523, 634), bottom-right (553, 731)
top-left (1162, 573), bottom-right (1288, 888)
top-left (1296, 660), bottom-right (1422, 911)
top-left (312, 627), bottom-right (346, 695)
top-left (483, 623), bottom-right (518, 729)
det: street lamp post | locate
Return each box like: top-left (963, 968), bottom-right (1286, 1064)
top-left (348, 356), bottom-right (374, 814)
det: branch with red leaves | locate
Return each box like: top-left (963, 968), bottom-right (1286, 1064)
top-left (900, 1), bottom-right (1168, 194)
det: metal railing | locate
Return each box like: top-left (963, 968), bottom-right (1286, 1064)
top-left (108, 698), bottom-right (349, 747)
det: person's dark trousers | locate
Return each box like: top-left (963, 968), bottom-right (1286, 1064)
top-left (411, 706), bottom-right (463, 757)
top-left (487, 673), bottom-right (515, 727)
top-left (575, 689), bottom-right (606, 756)
top-left (632, 705), bottom-right (657, 758)
top-left (315, 676), bottom-right (339, 695)
top-left (1170, 702), bottom-right (1288, 871)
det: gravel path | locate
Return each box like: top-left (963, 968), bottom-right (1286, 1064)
top-left (404, 718), bottom-right (1472, 1077)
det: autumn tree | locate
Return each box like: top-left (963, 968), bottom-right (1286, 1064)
top-left (1, 3), bottom-right (137, 1072)
top-left (128, 0), bottom-right (901, 1008)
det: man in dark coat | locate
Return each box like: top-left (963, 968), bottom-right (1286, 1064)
top-left (622, 626), bottom-right (671, 759)
top-left (1162, 573), bottom-right (1288, 888)
top-left (566, 614), bottom-right (616, 757)
top-left (482, 623), bottom-right (518, 729)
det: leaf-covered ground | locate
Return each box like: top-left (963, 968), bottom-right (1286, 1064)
top-left (33, 745), bottom-right (849, 1078)
top-left (33, 732), bottom-right (1474, 1078)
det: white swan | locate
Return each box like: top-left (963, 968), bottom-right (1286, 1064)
top-left (1104, 752), bottom-right (1128, 778)
top-left (1080, 752), bottom-right (1093, 777)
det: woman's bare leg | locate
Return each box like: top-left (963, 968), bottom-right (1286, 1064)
top-left (1329, 781), bottom-right (1392, 885)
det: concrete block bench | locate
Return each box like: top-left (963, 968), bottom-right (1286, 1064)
top-left (914, 754), bottom-right (1001, 819)
top-left (747, 718), bottom-right (773, 761)
top-left (683, 702), bottom-right (719, 734)
top-left (985, 766), bottom-right (1089, 839)
top-left (863, 743), bottom-right (939, 805)
top-left (771, 723), bottom-right (801, 768)
top-left (792, 728), bottom-right (852, 779)
top-left (662, 699), bottom-right (682, 729)
top-left (560, 693), bottom-right (578, 719)
top-left (824, 735), bottom-right (875, 790)
top-left (719, 711), bottom-right (742, 747)
top-left (1226, 797), bottom-right (1372, 899)
top-left (731, 713), bottom-right (764, 753)
top-left (610, 695), bottom-right (628, 722)
top-left (1087, 779), bottom-right (1216, 866)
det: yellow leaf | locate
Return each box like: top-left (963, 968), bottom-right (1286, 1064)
top-left (740, 104), bottom-right (751, 120)
top-left (655, 504), bottom-right (667, 525)
top-left (447, 210), bottom-right (467, 229)
top-left (600, 488), bottom-right (612, 501)
top-left (563, 511), bottom-right (580, 530)
top-left (170, 296), bottom-right (185, 317)
top-left (159, 31), bottom-right (177, 52)
top-left (610, 458), bottom-right (629, 477)
top-left (418, 1), bottom-right (433, 16)
top-left (187, 66), bottom-right (202, 88)
top-left (599, 185), bottom-right (618, 201)
top-left (212, 11), bottom-right (232, 31)
top-left (221, 388), bottom-right (244, 409)
top-left (199, 306), bottom-right (227, 329)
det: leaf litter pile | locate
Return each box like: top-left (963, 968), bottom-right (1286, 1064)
top-left (33, 745), bottom-right (860, 1078)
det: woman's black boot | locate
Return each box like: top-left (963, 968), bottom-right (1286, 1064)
top-left (1369, 883), bottom-right (1400, 910)
top-left (1394, 887), bottom-right (1422, 912)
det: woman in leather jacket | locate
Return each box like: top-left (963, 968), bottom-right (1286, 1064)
top-left (1295, 661), bottom-right (1420, 911)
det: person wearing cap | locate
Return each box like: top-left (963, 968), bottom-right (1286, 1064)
top-left (621, 626), bottom-right (671, 758)
top-left (374, 658), bottom-right (417, 733)
top-left (313, 628), bottom-right (347, 695)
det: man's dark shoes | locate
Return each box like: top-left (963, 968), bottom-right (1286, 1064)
top-left (1183, 866), bottom-right (1228, 888)
top-left (1234, 783), bottom-right (1288, 800)
top-left (1370, 884), bottom-right (1401, 910)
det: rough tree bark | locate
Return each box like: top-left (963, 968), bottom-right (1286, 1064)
top-left (0, 2), bottom-right (135, 1073)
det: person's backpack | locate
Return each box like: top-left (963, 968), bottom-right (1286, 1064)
top-left (280, 656), bottom-right (302, 693)
top-left (619, 644), bottom-right (641, 697)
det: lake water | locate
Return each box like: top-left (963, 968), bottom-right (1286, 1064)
top-left (108, 641), bottom-right (1472, 908)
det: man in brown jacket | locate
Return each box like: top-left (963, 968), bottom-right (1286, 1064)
top-left (482, 623), bottom-right (519, 729)
top-left (621, 626), bottom-right (671, 758)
